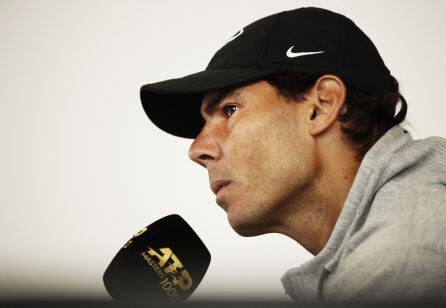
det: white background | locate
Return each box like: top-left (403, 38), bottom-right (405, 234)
top-left (0, 0), bottom-right (445, 301)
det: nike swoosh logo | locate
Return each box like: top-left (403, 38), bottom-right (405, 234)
top-left (226, 29), bottom-right (244, 43)
top-left (286, 46), bottom-right (324, 58)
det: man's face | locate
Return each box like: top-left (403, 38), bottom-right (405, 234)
top-left (188, 80), bottom-right (318, 236)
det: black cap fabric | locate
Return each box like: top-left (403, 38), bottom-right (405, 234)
top-left (140, 7), bottom-right (391, 139)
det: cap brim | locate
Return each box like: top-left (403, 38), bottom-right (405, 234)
top-left (140, 68), bottom-right (278, 139)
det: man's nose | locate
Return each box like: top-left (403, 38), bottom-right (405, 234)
top-left (188, 123), bottom-right (221, 168)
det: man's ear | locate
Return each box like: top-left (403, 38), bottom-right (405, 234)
top-left (306, 74), bottom-right (346, 136)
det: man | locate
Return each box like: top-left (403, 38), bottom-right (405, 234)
top-left (139, 7), bottom-right (446, 302)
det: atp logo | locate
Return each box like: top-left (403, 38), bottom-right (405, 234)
top-left (147, 247), bottom-right (193, 291)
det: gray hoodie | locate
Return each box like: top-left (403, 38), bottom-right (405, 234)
top-left (281, 125), bottom-right (446, 302)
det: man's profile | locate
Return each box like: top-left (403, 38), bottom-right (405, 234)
top-left (139, 7), bottom-right (446, 302)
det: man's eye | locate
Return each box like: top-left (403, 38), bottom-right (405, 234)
top-left (222, 104), bottom-right (238, 118)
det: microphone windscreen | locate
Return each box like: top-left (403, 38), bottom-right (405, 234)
top-left (103, 214), bottom-right (211, 304)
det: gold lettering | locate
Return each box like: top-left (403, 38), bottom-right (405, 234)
top-left (123, 240), bottom-right (133, 249)
top-left (140, 252), bottom-right (166, 279)
top-left (133, 227), bottom-right (148, 237)
top-left (122, 227), bottom-right (148, 249)
top-left (162, 253), bottom-right (183, 274)
top-left (146, 247), bottom-right (193, 291)
top-left (172, 269), bottom-right (193, 290)
top-left (147, 247), bottom-right (172, 268)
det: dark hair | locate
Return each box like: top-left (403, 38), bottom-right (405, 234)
top-left (264, 71), bottom-right (408, 161)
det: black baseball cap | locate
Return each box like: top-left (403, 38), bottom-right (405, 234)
top-left (140, 7), bottom-right (391, 139)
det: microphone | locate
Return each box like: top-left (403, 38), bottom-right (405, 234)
top-left (103, 214), bottom-right (211, 304)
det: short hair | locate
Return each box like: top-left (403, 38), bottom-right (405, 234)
top-left (264, 71), bottom-right (408, 161)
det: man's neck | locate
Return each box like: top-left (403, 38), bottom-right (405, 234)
top-left (280, 149), bottom-right (361, 255)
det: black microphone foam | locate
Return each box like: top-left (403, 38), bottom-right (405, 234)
top-left (103, 214), bottom-right (211, 304)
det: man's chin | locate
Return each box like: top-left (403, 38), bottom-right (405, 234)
top-left (227, 212), bottom-right (265, 237)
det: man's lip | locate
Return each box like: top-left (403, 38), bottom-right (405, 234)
top-left (211, 180), bottom-right (231, 195)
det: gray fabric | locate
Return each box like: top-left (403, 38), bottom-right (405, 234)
top-left (281, 125), bottom-right (446, 302)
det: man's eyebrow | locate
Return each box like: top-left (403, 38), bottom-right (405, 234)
top-left (201, 89), bottom-right (241, 119)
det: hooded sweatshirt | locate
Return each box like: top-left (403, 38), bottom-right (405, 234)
top-left (281, 125), bottom-right (446, 302)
